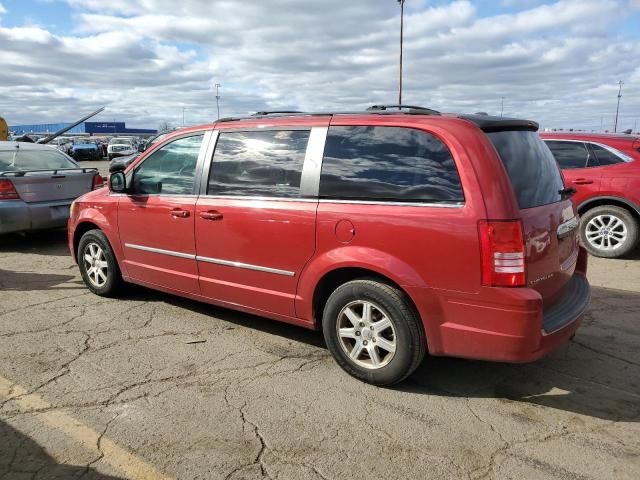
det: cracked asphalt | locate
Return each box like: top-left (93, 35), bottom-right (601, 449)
top-left (0, 230), bottom-right (639, 480)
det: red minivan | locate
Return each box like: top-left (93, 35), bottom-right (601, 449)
top-left (69, 107), bottom-right (590, 385)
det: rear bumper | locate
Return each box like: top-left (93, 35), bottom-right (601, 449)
top-left (0, 199), bottom-right (72, 234)
top-left (407, 272), bottom-right (590, 363)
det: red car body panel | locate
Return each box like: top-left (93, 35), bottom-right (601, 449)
top-left (540, 132), bottom-right (640, 213)
top-left (69, 115), bottom-right (590, 364)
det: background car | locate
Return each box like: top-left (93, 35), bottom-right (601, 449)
top-left (541, 132), bottom-right (640, 258)
top-left (0, 141), bottom-right (104, 234)
top-left (107, 137), bottom-right (136, 161)
top-left (68, 138), bottom-right (103, 161)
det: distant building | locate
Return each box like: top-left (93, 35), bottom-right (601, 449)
top-left (9, 121), bottom-right (157, 136)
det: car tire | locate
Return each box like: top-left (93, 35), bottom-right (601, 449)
top-left (322, 279), bottom-right (426, 386)
top-left (77, 229), bottom-right (122, 297)
top-left (580, 205), bottom-right (639, 258)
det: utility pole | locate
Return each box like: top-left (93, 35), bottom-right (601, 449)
top-left (614, 80), bottom-right (623, 133)
top-left (215, 83), bottom-right (221, 120)
top-left (398, 0), bottom-right (405, 108)
top-left (500, 97), bottom-right (504, 117)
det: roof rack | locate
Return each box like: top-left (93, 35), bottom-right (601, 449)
top-left (366, 104), bottom-right (441, 115)
top-left (251, 110), bottom-right (303, 116)
top-left (216, 105), bottom-right (442, 123)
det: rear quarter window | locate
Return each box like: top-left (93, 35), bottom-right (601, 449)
top-left (488, 131), bottom-right (564, 209)
top-left (319, 126), bottom-right (464, 203)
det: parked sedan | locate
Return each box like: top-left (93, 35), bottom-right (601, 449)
top-left (0, 142), bottom-right (103, 235)
top-left (541, 132), bottom-right (640, 257)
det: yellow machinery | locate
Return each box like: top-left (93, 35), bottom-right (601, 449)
top-left (0, 116), bottom-right (8, 141)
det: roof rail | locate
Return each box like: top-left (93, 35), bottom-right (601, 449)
top-left (251, 110), bottom-right (303, 116)
top-left (366, 104), bottom-right (441, 115)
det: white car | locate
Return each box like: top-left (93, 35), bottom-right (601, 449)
top-left (107, 137), bottom-right (136, 161)
top-left (54, 137), bottom-right (74, 154)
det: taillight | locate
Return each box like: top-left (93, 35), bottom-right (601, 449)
top-left (0, 179), bottom-right (19, 200)
top-left (479, 220), bottom-right (526, 287)
top-left (92, 173), bottom-right (105, 190)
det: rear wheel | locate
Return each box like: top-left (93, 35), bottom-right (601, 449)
top-left (77, 229), bottom-right (122, 296)
top-left (322, 279), bottom-right (426, 386)
top-left (580, 205), bottom-right (639, 258)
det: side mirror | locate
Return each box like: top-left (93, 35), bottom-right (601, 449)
top-left (138, 143), bottom-right (146, 152)
top-left (109, 171), bottom-right (127, 193)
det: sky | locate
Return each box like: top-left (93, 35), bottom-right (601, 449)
top-left (0, 0), bottom-right (639, 132)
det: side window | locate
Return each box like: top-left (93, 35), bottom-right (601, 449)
top-left (319, 126), bottom-right (463, 203)
top-left (545, 141), bottom-right (589, 169)
top-left (132, 134), bottom-right (203, 195)
top-left (589, 143), bottom-right (625, 166)
top-left (208, 130), bottom-right (310, 198)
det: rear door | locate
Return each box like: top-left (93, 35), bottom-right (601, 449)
top-left (195, 125), bottom-right (327, 318)
top-left (544, 140), bottom-right (602, 205)
top-left (488, 131), bottom-right (579, 305)
top-left (117, 132), bottom-right (210, 293)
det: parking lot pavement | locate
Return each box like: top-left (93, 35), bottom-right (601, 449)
top-left (0, 232), bottom-right (639, 480)
top-left (78, 159), bottom-right (110, 178)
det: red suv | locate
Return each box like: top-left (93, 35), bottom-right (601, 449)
top-left (541, 132), bottom-right (640, 258)
top-left (69, 107), bottom-right (590, 385)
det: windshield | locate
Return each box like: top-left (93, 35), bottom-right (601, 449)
top-left (0, 149), bottom-right (77, 171)
top-left (487, 131), bottom-right (564, 209)
top-left (110, 138), bottom-right (131, 145)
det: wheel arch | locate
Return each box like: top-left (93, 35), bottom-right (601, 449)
top-left (72, 221), bottom-right (101, 261)
top-left (309, 266), bottom-right (424, 337)
top-left (578, 196), bottom-right (640, 220)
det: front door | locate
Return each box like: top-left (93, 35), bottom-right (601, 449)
top-left (118, 132), bottom-right (209, 294)
top-left (195, 126), bottom-right (327, 318)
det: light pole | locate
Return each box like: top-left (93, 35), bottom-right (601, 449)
top-left (614, 80), bottom-right (623, 133)
top-left (398, 0), bottom-right (405, 108)
top-left (215, 83), bottom-right (221, 120)
top-left (500, 97), bottom-right (504, 117)
top-left (182, 105), bottom-right (185, 126)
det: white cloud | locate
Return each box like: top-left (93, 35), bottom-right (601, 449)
top-left (0, 3), bottom-right (7, 15)
top-left (0, 0), bottom-right (638, 133)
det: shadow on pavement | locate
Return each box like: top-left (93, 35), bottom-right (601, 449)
top-left (123, 282), bottom-right (640, 423)
top-left (0, 230), bottom-right (69, 256)
top-left (178, 283), bottom-right (635, 424)
top-left (0, 420), bottom-right (124, 480)
top-left (0, 269), bottom-right (75, 291)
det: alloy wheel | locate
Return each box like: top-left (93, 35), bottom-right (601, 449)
top-left (336, 300), bottom-right (397, 369)
top-left (83, 242), bottom-right (108, 288)
top-left (585, 214), bottom-right (627, 251)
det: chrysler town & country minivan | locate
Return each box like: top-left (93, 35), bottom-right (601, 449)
top-left (69, 106), bottom-right (590, 385)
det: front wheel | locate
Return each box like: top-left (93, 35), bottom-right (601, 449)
top-left (580, 205), bottom-right (639, 258)
top-left (77, 229), bottom-right (122, 296)
top-left (322, 279), bottom-right (426, 386)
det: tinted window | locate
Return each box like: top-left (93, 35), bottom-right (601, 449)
top-left (319, 126), bottom-right (463, 203)
top-left (208, 130), bottom-right (309, 197)
top-left (545, 141), bottom-right (589, 169)
top-left (589, 143), bottom-right (625, 165)
top-left (0, 149), bottom-right (76, 171)
top-left (132, 135), bottom-right (203, 195)
top-left (488, 131), bottom-right (563, 209)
